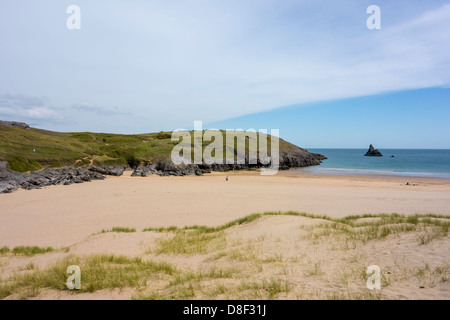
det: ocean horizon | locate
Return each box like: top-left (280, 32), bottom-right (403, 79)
top-left (298, 148), bottom-right (450, 179)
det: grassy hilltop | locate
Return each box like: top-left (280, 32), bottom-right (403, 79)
top-left (0, 124), bottom-right (305, 172)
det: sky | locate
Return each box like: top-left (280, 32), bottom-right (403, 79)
top-left (207, 88), bottom-right (450, 149)
top-left (0, 0), bottom-right (449, 148)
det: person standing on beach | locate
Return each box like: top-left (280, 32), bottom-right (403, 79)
top-left (226, 176), bottom-right (228, 181)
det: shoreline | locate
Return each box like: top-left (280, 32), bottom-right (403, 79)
top-left (214, 169), bottom-right (450, 185)
top-left (2, 163), bottom-right (450, 196)
top-left (282, 170), bottom-right (450, 184)
top-left (292, 167), bottom-right (450, 181)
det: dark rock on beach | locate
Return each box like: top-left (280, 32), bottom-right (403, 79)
top-left (279, 148), bottom-right (327, 170)
top-left (364, 144), bottom-right (383, 157)
top-left (88, 165), bottom-right (125, 176)
top-left (131, 165), bottom-right (157, 177)
top-left (1, 144), bottom-right (326, 192)
top-left (0, 121), bottom-right (327, 191)
top-left (0, 181), bottom-right (18, 194)
top-left (131, 147), bottom-right (327, 177)
top-left (0, 165), bottom-right (127, 194)
top-left (132, 158), bottom-right (214, 177)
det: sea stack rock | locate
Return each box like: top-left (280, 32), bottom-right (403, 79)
top-left (364, 144), bottom-right (383, 157)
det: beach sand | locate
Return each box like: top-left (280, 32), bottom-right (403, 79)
top-left (1, 171), bottom-right (449, 247)
top-left (0, 171), bottom-right (449, 299)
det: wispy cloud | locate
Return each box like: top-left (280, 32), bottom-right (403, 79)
top-left (0, 1), bottom-right (449, 132)
top-left (0, 93), bottom-right (60, 120)
top-left (71, 103), bottom-right (129, 116)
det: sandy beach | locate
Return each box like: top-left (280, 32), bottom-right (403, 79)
top-left (1, 171), bottom-right (449, 300)
top-left (2, 0), bottom-right (450, 303)
top-left (1, 171), bottom-right (449, 247)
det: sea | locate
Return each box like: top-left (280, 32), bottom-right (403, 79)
top-left (295, 149), bottom-right (450, 179)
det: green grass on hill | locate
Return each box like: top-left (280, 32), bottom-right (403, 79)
top-left (0, 126), bottom-right (296, 172)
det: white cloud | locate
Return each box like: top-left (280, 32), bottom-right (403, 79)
top-left (0, 106), bottom-right (60, 120)
top-left (112, 1), bottom-right (450, 126)
top-left (25, 107), bottom-right (60, 119)
top-left (0, 1), bottom-right (449, 132)
top-left (0, 93), bottom-right (60, 120)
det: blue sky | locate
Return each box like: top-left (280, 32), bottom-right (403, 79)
top-left (0, 0), bottom-right (449, 148)
top-left (207, 88), bottom-right (450, 149)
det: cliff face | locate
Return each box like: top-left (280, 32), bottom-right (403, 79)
top-left (364, 144), bottom-right (383, 157)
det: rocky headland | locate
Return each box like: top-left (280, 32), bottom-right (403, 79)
top-left (0, 121), bottom-right (326, 193)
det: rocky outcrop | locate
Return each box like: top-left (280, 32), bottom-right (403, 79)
top-left (0, 165), bottom-right (127, 194)
top-left (131, 165), bottom-right (157, 177)
top-left (0, 182), bottom-right (17, 194)
top-left (364, 144), bottom-right (383, 157)
top-left (131, 147), bottom-right (327, 177)
top-left (132, 160), bottom-right (207, 177)
top-left (0, 161), bottom-right (8, 170)
top-left (279, 147), bottom-right (327, 169)
top-left (88, 165), bottom-right (125, 176)
top-left (0, 120), bottom-right (30, 129)
top-left (1, 145), bottom-right (326, 192)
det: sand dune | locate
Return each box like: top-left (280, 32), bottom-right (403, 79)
top-left (1, 214), bottom-right (449, 300)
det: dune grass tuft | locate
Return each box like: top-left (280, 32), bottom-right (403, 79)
top-left (0, 254), bottom-right (176, 299)
top-left (0, 246), bottom-right (11, 255)
top-left (144, 211), bottom-right (450, 248)
top-left (305, 213), bottom-right (449, 244)
top-left (12, 246), bottom-right (54, 256)
top-left (0, 246), bottom-right (54, 257)
top-left (101, 227), bottom-right (136, 233)
top-left (155, 230), bottom-right (226, 255)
